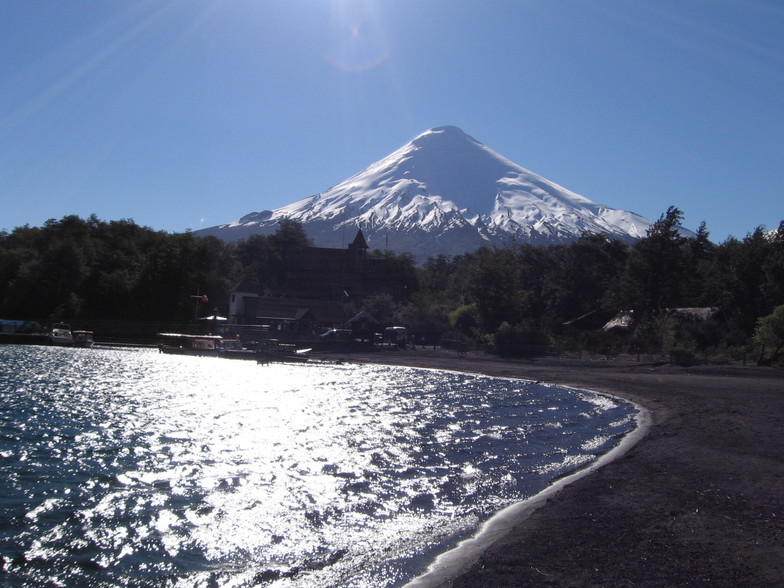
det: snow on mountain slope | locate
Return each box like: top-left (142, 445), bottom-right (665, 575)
top-left (197, 126), bottom-right (681, 259)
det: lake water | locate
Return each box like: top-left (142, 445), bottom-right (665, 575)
top-left (0, 345), bottom-right (637, 587)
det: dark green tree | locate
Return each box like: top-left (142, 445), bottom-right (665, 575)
top-left (467, 247), bottom-right (525, 332)
top-left (761, 221), bottom-right (784, 311)
top-left (621, 206), bottom-right (689, 315)
top-left (543, 233), bottom-right (628, 323)
top-left (707, 227), bottom-right (773, 342)
top-left (370, 250), bottom-right (419, 301)
top-left (268, 218), bottom-right (312, 257)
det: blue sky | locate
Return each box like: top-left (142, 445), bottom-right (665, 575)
top-left (1, 0), bottom-right (782, 243)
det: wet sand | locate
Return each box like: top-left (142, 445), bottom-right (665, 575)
top-left (316, 349), bottom-right (784, 587)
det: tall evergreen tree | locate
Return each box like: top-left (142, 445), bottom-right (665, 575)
top-left (622, 206), bottom-right (689, 315)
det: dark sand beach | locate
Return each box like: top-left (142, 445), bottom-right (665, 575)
top-left (319, 349), bottom-right (784, 587)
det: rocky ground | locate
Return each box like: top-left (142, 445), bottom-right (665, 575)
top-left (315, 349), bottom-right (784, 587)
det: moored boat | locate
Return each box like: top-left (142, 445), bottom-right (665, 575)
top-left (72, 330), bottom-right (94, 348)
top-left (221, 338), bottom-right (258, 360)
top-left (156, 333), bottom-right (312, 363)
top-left (255, 340), bottom-right (312, 364)
top-left (255, 349), bottom-right (311, 364)
top-left (49, 324), bottom-right (73, 346)
top-left (157, 333), bottom-right (225, 356)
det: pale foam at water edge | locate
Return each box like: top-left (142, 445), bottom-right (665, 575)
top-left (0, 345), bottom-right (637, 587)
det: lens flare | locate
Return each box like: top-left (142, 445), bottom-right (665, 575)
top-left (323, 0), bottom-right (389, 73)
top-left (324, 20), bottom-right (389, 72)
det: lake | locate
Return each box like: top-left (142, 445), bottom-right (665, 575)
top-left (0, 345), bottom-right (637, 587)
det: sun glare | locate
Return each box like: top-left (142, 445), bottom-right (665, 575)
top-left (323, 1), bottom-right (389, 72)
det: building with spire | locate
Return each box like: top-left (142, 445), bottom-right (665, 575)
top-left (228, 230), bottom-right (413, 334)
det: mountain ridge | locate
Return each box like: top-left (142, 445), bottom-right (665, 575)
top-left (197, 126), bottom-right (682, 259)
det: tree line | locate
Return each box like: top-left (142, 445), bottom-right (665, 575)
top-left (409, 207), bottom-right (784, 364)
top-left (0, 215), bottom-right (325, 323)
top-left (1, 209), bottom-right (783, 364)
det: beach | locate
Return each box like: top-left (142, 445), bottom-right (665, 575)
top-left (319, 349), bottom-right (784, 587)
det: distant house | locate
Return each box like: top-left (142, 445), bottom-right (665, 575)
top-left (281, 229), bottom-right (410, 301)
top-left (561, 309), bottom-right (614, 331)
top-left (241, 296), bottom-right (345, 337)
top-left (228, 285), bottom-right (346, 340)
top-left (228, 230), bottom-right (408, 337)
top-left (228, 277), bottom-right (260, 323)
top-left (229, 230), bottom-right (408, 337)
top-left (602, 310), bottom-right (636, 332)
top-left (601, 307), bottom-right (720, 332)
top-left (346, 310), bottom-right (381, 341)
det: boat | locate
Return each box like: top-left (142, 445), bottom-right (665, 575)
top-left (156, 333), bottom-right (311, 363)
top-left (72, 330), bottom-right (94, 348)
top-left (157, 333), bottom-right (225, 356)
top-left (220, 338), bottom-right (258, 360)
top-left (255, 349), bottom-right (311, 364)
top-left (255, 340), bottom-right (312, 364)
top-left (49, 324), bottom-right (73, 346)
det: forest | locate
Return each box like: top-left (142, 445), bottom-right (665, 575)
top-left (1, 208), bottom-right (783, 365)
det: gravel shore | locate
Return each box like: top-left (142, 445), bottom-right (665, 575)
top-left (316, 349), bottom-right (784, 587)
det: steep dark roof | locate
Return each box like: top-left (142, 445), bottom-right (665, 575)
top-left (347, 310), bottom-right (380, 324)
top-left (602, 310), bottom-right (635, 332)
top-left (351, 229), bottom-right (368, 249)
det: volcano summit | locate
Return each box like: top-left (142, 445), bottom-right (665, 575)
top-left (197, 126), bottom-right (662, 259)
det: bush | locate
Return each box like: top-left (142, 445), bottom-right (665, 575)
top-left (669, 347), bottom-right (699, 366)
top-left (492, 322), bottom-right (551, 358)
top-left (753, 305), bottom-right (784, 365)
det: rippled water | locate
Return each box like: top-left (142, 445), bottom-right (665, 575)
top-left (0, 345), bottom-right (637, 587)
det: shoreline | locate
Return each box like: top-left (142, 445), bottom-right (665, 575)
top-left (407, 391), bottom-right (652, 588)
top-left (316, 349), bottom-right (784, 587)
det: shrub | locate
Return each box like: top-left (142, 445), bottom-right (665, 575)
top-left (753, 304), bottom-right (784, 365)
top-left (669, 347), bottom-right (698, 366)
top-left (493, 322), bottom-right (551, 358)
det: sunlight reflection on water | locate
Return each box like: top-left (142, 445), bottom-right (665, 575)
top-left (0, 345), bottom-right (636, 587)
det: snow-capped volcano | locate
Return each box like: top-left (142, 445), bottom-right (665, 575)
top-left (197, 126), bottom-right (667, 259)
